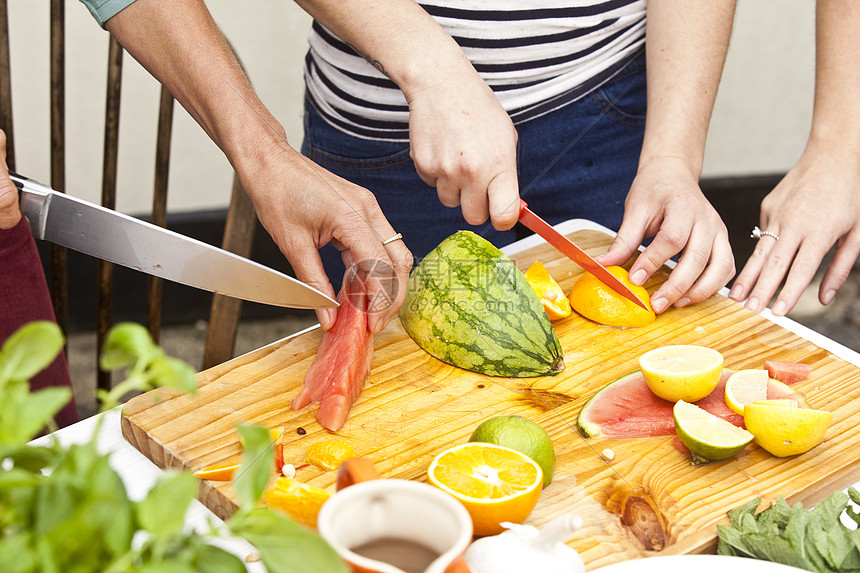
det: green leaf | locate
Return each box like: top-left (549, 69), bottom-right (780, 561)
top-left (100, 322), bottom-right (161, 371)
top-left (148, 356), bottom-right (197, 395)
top-left (4, 443), bottom-right (61, 473)
top-left (0, 532), bottom-right (38, 573)
top-left (137, 471), bottom-right (197, 537)
top-left (233, 424), bottom-right (272, 509)
top-left (191, 543), bottom-right (247, 573)
top-left (0, 382), bottom-right (71, 446)
top-left (0, 321), bottom-right (64, 385)
top-left (138, 562), bottom-right (198, 573)
top-left (229, 508), bottom-right (347, 573)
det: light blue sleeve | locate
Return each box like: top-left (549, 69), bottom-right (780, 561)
top-left (78, 0), bottom-right (137, 28)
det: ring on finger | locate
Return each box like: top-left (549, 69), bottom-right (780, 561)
top-left (381, 232), bottom-right (403, 245)
top-left (751, 226), bottom-right (779, 241)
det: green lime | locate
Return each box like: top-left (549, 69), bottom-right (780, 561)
top-left (673, 401), bottom-right (754, 463)
top-left (469, 415), bottom-right (555, 488)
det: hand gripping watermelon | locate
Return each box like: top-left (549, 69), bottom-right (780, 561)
top-left (399, 231), bottom-right (564, 377)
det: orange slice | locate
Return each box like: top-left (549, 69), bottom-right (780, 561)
top-left (192, 457), bottom-right (241, 481)
top-left (568, 266), bottom-right (655, 327)
top-left (306, 439), bottom-right (355, 471)
top-left (263, 477), bottom-right (331, 529)
top-left (524, 261), bottom-right (572, 320)
top-left (427, 442), bottom-right (542, 536)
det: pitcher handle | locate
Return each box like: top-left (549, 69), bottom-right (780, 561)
top-left (336, 457), bottom-right (381, 490)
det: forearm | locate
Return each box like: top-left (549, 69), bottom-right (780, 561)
top-left (105, 0), bottom-right (291, 175)
top-left (639, 0), bottom-right (736, 175)
top-left (294, 0), bottom-right (476, 99)
top-left (807, 0), bottom-right (860, 156)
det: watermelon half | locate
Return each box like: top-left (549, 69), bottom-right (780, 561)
top-left (577, 369), bottom-right (809, 439)
top-left (399, 231), bottom-right (564, 377)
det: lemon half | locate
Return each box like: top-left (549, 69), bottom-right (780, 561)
top-left (640, 345), bottom-right (724, 402)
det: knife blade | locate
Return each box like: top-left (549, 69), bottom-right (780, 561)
top-left (518, 199), bottom-right (649, 310)
top-left (12, 172), bottom-right (338, 310)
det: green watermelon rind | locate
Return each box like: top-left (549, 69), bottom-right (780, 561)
top-left (576, 371), bottom-right (642, 438)
top-left (399, 231), bottom-right (564, 377)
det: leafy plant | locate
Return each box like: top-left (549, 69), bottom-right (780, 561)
top-left (718, 488), bottom-right (860, 572)
top-left (0, 321), bottom-right (347, 573)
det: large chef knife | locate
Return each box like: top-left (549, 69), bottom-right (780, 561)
top-left (12, 172), bottom-right (338, 310)
top-left (518, 199), bottom-right (649, 310)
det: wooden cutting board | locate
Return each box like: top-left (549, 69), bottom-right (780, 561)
top-left (121, 227), bottom-right (860, 570)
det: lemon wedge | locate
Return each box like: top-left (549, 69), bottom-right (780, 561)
top-left (744, 403), bottom-right (832, 457)
top-left (674, 400), bottom-right (754, 462)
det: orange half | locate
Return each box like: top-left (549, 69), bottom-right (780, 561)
top-left (568, 266), bottom-right (655, 327)
top-left (427, 442), bottom-right (542, 536)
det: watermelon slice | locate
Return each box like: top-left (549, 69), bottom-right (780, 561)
top-left (291, 272), bottom-right (375, 432)
top-left (577, 369), bottom-right (809, 439)
top-left (764, 360), bottom-right (813, 385)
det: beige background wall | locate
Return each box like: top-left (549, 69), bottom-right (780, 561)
top-left (6, 0), bottom-right (815, 215)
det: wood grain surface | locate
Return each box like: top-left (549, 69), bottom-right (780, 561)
top-left (121, 228), bottom-right (860, 570)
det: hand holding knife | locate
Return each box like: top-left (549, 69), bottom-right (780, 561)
top-left (517, 199), bottom-right (650, 310)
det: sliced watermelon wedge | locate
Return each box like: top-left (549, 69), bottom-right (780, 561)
top-left (577, 369), bottom-right (809, 439)
top-left (764, 360), bottom-right (813, 385)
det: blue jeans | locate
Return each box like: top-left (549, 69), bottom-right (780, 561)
top-left (302, 51), bottom-right (646, 285)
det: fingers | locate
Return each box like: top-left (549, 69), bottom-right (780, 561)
top-left (487, 170), bottom-right (520, 231)
top-left (819, 234), bottom-right (860, 305)
top-left (646, 221), bottom-right (734, 314)
top-left (0, 130), bottom-right (21, 230)
top-left (282, 240), bottom-right (339, 330)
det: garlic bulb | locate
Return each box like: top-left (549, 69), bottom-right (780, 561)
top-left (464, 513), bottom-right (585, 573)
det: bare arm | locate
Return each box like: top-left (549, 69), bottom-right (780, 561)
top-left (729, 0), bottom-right (860, 315)
top-left (294, 0), bottom-right (521, 229)
top-left (598, 0), bottom-right (737, 313)
top-left (103, 0), bottom-right (412, 332)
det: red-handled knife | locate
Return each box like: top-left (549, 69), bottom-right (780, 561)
top-left (518, 199), bottom-right (650, 310)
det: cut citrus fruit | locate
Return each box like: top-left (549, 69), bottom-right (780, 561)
top-left (192, 457), bottom-right (241, 481)
top-left (743, 403), bottom-right (833, 457)
top-left (427, 442), bottom-right (542, 536)
top-left (305, 439), bottom-right (355, 471)
top-left (639, 345), bottom-right (723, 402)
top-left (754, 399), bottom-right (798, 408)
top-left (724, 369), bottom-right (769, 415)
top-left (263, 477), bottom-right (332, 529)
top-left (567, 266), bottom-right (655, 327)
top-left (469, 415), bottom-right (556, 488)
top-left (673, 400), bottom-right (753, 462)
top-left (524, 261), bottom-right (572, 321)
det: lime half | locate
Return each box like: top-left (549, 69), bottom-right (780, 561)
top-left (674, 400), bottom-right (753, 462)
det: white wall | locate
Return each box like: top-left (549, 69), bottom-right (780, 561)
top-left (6, 0), bottom-right (815, 215)
top-left (702, 0), bottom-right (816, 178)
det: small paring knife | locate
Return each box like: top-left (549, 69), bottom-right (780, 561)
top-left (518, 199), bottom-right (649, 310)
top-left (12, 172), bottom-right (338, 310)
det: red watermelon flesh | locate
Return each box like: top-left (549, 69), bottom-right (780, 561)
top-left (764, 360), bottom-right (812, 385)
top-left (577, 370), bottom-right (807, 439)
top-left (291, 273), bottom-right (375, 431)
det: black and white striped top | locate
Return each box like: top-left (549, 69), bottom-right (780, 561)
top-left (304, 0), bottom-right (647, 141)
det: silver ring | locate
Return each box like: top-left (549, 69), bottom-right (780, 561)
top-left (381, 232), bottom-right (403, 245)
top-left (751, 226), bottom-right (779, 241)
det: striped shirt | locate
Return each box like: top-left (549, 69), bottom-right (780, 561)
top-left (305, 0), bottom-right (647, 141)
